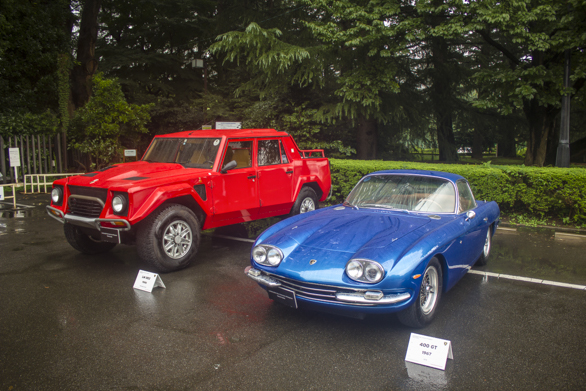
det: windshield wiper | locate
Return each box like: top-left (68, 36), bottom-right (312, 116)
top-left (359, 203), bottom-right (395, 209)
top-left (343, 201), bottom-right (359, 210)
top-left (358, 204), bottom-right (411, 213)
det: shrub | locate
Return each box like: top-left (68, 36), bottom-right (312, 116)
top-left (329, 159), bottom-right (586, 224)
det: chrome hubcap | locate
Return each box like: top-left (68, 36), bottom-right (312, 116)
top-left (162, 220), bottom-right (192, 259)
top-left (300, 197), bottom-right (315, 213)
top-left (420, 266), bottom-right (438, 315)
top-left (483, 229), bottom-right (491, 257)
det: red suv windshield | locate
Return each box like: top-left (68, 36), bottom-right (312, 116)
top-left (143, 138), bottom-right (222, 168)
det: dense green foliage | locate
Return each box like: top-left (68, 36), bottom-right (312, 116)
top-left (69, 74), bottom-right (153, 169)
top-left (0, 0), bottom-right (72, 114)
top-left (329, 159), bottom-right (586, 224)
top-left (1, 0), bottom-right (585, 168)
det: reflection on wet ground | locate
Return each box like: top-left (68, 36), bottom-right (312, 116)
top-left (475, 226), bottom-right (586, 285)
top-left (211, 220), bottom-right (586, 287)
top-left (1, 195), bottom-right (586, 390)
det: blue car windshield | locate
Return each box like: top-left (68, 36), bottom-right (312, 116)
top-left (345, 174), bottom-right (456, 213)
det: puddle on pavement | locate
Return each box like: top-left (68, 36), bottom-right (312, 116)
top-left (0, 210), bottom-right (36, 218)
top-left (405, 361), bottom-right (451, 389)
top-left (477, 227), bottom-right (586, 285)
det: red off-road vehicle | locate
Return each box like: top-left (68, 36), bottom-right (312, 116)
top-left (47, 129), bottom-right (331, 272)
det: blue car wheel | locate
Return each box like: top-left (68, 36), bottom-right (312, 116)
top-left (475, 226), bottom-right (492, 266)
top-left (397, 258), bottom-right (443, 328)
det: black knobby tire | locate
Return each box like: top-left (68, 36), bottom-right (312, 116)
top-left (64, 223), bottom-right (117, 255)
top-left (475, 226), bottom-right (492, 266)
top-left (397, 258), bottom-right (443, 328)
top-left (136, 204), bottom-right (201, 273)
top-left (289, 187), bottom-right (319, 217)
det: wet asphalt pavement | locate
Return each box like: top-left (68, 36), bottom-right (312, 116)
top-left (1, 195), bottom-right (585, 390)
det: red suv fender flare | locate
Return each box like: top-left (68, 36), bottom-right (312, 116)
top-left (129, 183), bottom-right (206, 225)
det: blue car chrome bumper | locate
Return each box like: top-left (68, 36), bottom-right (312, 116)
top-left (245, 266), bottom-right (411, 307)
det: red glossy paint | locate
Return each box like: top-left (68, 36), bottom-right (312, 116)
top-left (50, 128), bottom-right (331, 235)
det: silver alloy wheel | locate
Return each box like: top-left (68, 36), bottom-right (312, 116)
top-left (300, 197), bottom-right (316, 213)
top-left (483, 228), bottom-right (491, 258)
top-left (162, 220), bottom-right (193, 259)
top-left (419, 266), bottom-right (439, 315)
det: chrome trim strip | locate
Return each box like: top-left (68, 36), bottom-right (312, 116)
top-left (247, 268), bottom-right (411, 307)
top-left (96, 218), bottom-right (132, 231)
top-left (272, 278), bottom-right (337, 294)
top-left (336, 291), bottom-right (411, 305)
top-left (263, 270), bottom-right (366, 293)
top-left (46, 206), bottom-right (65, 224)
top-left (68, 194), bottom-right (105, 207)
top-left (245, 268), bottom-right (282, 288)
top-left (64, 214), bottom-right (101, 230)
top-left (63, 214), bottom-right (131, 232)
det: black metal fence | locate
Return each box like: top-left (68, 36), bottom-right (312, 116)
top-left (0, 134), bottom-right (65, 184)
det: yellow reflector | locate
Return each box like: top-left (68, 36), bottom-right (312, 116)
top-left (113, 221), bottom-right (125, 226)
top-left (412, 274), bottom-right (422, 279)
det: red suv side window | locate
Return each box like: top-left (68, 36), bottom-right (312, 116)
top-left (222, 140), bottom-right (252, 169)
top-left (258, 139), bottom-right (288, 166)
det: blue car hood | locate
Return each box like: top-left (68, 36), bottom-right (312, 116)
top-left (262, 207), bottom-right (433, 285)
top-left (278, 207), bottom-right (429, 252)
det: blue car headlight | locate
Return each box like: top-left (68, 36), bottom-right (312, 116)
top-left (345, 259), bottom-right (384, 283)
top-left (252, 245), bottom-right (284, 267)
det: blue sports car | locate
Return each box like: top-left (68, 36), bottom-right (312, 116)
top-left (245, 170), bottom-right (500, 327)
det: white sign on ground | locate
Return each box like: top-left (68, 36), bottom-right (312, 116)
top-left (9, 148), bottom-right (21, 167)
top-left (133, 270), bottom-right (166, 292)
top-left (0, 186), bottom-right (4, 201)
top-left (405, 333), bottom-right (453, 371)
top-left (124, 149), bottom-right (137, 157)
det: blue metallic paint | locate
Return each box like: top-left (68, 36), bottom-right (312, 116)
top-left (248, 170), bottom-right (500, 318)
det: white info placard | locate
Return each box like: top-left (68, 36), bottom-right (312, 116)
top-left (405, 333), bottom-right (453, 370)
top-left (9, 148), bottom-right (21, 167)
top-left (133, 270), bottom-right (166, 292)
top-left (0, 187), bottom-right (4, 201)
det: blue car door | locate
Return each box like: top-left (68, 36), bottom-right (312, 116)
top-left (456, 180), bottom-right (488, 268)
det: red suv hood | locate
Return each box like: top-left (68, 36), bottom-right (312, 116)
top-left (65, 161), bottom-right (211, 190)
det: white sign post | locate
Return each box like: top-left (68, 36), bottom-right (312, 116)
top-left (124, 149), bottom-right (137, 157)
top-left (8, 148), bottom-right (20, 167)
top-left (8, 148), bottom-right (20, 183)
top-left (405, 333), bottom-right (453, 371)
top-left (0, 186), bottom-right (4, 201)
top-left (133, 270), bottom-right (166, 292)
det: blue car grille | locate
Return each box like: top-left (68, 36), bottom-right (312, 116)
top-left (265, 273), bottom-right (375, 306)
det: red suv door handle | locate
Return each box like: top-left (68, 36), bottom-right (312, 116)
top-left (286, 170), bottom-right (293, 174)
top-left (248, 175), bottom-right (257, 179)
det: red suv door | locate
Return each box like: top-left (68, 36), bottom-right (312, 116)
top-left (257, 138), bottom-right (294, 217)
top-left (210, 139), bottom-right (259, 226)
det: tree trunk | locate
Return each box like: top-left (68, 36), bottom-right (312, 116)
top-left (356, 117), bottom-right (378, 160)
top-left (436, 111), bottom-right (458, 162)
top-left (497, 123), bottom-right (517, 158)
top-left (472, 129), bottom-right (483, 159)
top-left (523, 99), bottom-right (558, 166)
top-left (70, 0), bottom-right (102, 109)
top-left (430, 36), bottom-right (458, 162)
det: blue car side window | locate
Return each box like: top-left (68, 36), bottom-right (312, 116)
top-left (457, 180), bottom-right (476, 213)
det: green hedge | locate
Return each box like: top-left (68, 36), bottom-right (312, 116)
top-left (329, 159), bottom-right (586, 224)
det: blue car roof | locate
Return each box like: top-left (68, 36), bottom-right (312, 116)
top-left (367, 169), bottom-right (466, 183)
